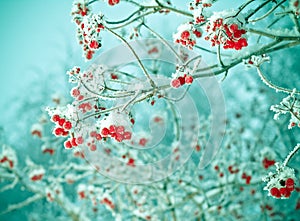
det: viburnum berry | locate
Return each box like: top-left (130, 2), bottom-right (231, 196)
top-left (270, 187), bottom-right (281, 198)
top-left (71, 138), bottom-right (78, 147)
top-left (173, 23), bottom-right (200, 49)
top-left (101, 127), bottom-right (110, 136)
top-left (263, 163), bottom-right (296, 199)
top-left (86, 50), bottom-right (94, 60)
top-left (127, 158), bottom-right (135, 166)
top-left (71, 88), bottom-right (80, 97)
top-left (64, 121), bottom-right (72, 130)
top-left (64, 140), bottom-right (73, 149)
top-left (52, 114), bottom-right (60, 122)
top-left (58, 118), bottom-right (66, 127)
top-left (205, 13), bottom-right (248, 50)
top-left (76, 136), bottom-right (84, 144)
top-left (185, 75), bottom-right (194, 84)
top-left (89, 40), bottom-right (100, 49)
top-left (108, 0), bottom-right (120, 6)
top-left (54, 127), bottom-right (65, 136)
top-left (280, 187), bottom-right (291, 198)
top-left (123, 131), bottom-right (132, 140)
top-left (171, 79), bottom-right (181, 88)
top-left (286, 178), bottom-right (295, 190)
top-left (90, 144), bottom-right (97, 151)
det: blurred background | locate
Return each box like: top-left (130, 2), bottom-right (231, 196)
top-left (0, 0), bottom-right (300, 220)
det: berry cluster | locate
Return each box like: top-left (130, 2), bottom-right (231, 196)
top-left (270, 178), bottom-right (295, 198)
top-left (173, 23), bottom-right (202, 49)
top-left (101, 125), bottom-right (132, 142)
top-left (72, 2), bottom-right (105, 60)
top-left (71, 1), bottom-right (90, 24)
top-left (205, 17), bottom-right (248, 50)
top-left (64, 136), bottom-right (84, 149)
top-left (52, 114), bottom-right (73, 137)
top-left (263, 163), bottom-right (297, 199)
top-left (171, 74), bottom-right (194, 88)
top-left (108, 0), bottom-right (120, 6)
top-left (170, 66), bottom-right (194, 88)
top-left (262, 157), bottom-right (275, 169)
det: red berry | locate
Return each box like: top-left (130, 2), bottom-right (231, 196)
top-left (101, 127), bottom-right (110, 136)
top-left (171, 79), bottom-right (181, 88)
top-left (89, 40), bottom-right (100, 49)
top-left (109, 125), bottom-right (116, 134)
top-left (96, 134), bottom-right (102, 140)
top-left (127, 158), bottom-right (135, 166)
top-left (286, 178), bottom-right (295, 190)
top-left (54, 127), bottom-right (64, 136)
top-left (185, 75), bottom-right (193, 84)
top-left (58, 118), bottom-right (66, 127)
top-left (270, 187), bottom-right (281, 198)
top-left (76, 137), bottom-right (84, 144)
top-left (71, 88), bottom-right (80, 97)
top-left (71, 138), bottom-right (77, 147)
top-left (181, 30), bottom-right (190, 40)
top-left (124, 131), bottom-right (132, 140)
top-left (90, 131), bottom-right (97, 137)
top-left (64, 121), bottom-right (72, 130)
top-left (178, 76), bottom-right (185, 85)
top-left (246, 176), bottom-right (251, 184)
top-left (90, 144), bottom-right (97, 151)
top-left (86, 51), bottom-right (93, 60)
top-left (52, 114), bottom-right (60, 122)
top-left (280, 187), bottom-right (291, 198)
top-left (64, 140), bottom-right (72, 149)
top-left (116, 126), bottom-right (125, 134)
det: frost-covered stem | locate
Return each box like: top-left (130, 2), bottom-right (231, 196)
top-left (0, 166), bottom-right (84, 221)
top-left (109, 10), bottom-right (160, 30)
top-left (217, 45), bottom-right (225, 67)
top-left (184, 55), bottom-right (202, 67)
top-left (142, 23), bottom-right (183, 63)
top-left (195, 45), bottom-right (220, 55)
top-left (247, 28), bottom-right (300, 41)
top-left (120, 90), bottom-right (141, 112)
top-left (283, 144), bottom-right (300, 167)
top-left (155, 0), bottom-right (193, 18)
top-left (290, 13), bottom-right (300, 33)
top-left (194, 40), bottom-right (281, 78)
top-left (0, 194), bottom-right (44, 215)
top-left (245, 0), bottom-right (273, 22)
top-left (81, 104), bottom-right (123, 121)
top-left (106, 6), bottom-right (156, 25)
top-left (0, 177), bottom-right (18, 192)
top-left (248, 0), bottom-right (287, 23)
top-left (106, 28), bottom-right (157, 88)
top-left (237, 0), bottom-right (256, 12)
top-left (163, 181), bottom-right (177, 221)
top-left (256, 66), bottom-right (297, 94)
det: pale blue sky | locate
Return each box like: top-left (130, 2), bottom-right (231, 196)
top-left (0, 0), bottom-right (78, 124)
